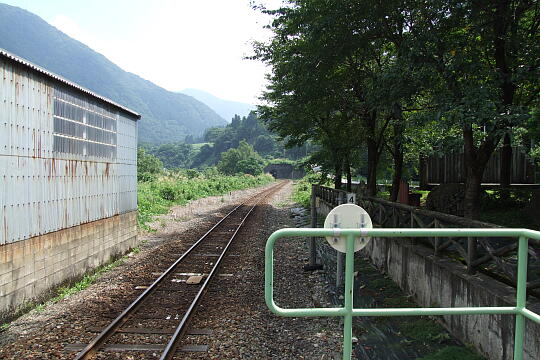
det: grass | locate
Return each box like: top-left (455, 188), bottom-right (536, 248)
top-left (33, 256), bottom-right (125, 313)
top-left (1, 171), bottom-right (275, 331)
top-left (292, 173), bottom-right (334, 208)
top-left (412, 190), bottom-right (430, 205)
top-left (479, 208), bottom-right (536, 229)
top-left (399, 319), bottom-right (450, 343)
top-left (417, 346), bottom-right (485, 360)
top-left (138, 173), bottom-right (274, 229)
top-left (353, 257), bottom-right (485, 360)
top-left (0, 245), bottom-right (145, 330)
top-left (292, 180), bottom-right (311, 208)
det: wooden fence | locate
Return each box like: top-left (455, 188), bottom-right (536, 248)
top-left (313, 185), bottom-right (540, 297)
top-left (424, 148), bottom-right (538, 184)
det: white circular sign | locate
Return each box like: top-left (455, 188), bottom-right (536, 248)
top-left (323, 204), bottom-right (372, 253)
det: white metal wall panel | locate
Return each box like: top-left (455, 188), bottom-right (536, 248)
top-left (0, 56), bottom-right (138, 245)
top-left (117, 112), bottom-right (138, 214)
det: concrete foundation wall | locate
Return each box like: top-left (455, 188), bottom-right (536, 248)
top-left (363, 237), bottom-right (540, 360)
top-left (315, 198), bottom-right (540, 360)
top-left (0, 211), bottom-right (137, 317)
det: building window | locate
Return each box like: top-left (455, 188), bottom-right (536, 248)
top-left (52, 86), bottom-right (117, 159)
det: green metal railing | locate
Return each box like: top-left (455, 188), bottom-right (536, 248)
top-left (265, 228), bottom-right (540, 360)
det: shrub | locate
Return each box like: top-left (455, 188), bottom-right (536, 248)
top-left (138, 172), bottom-right (157, 183)
top-left (158, 184), bottom-right (177, 201)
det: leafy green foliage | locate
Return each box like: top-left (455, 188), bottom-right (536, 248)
top-left (143, 142), bottom-right (195, 169)
top-left (478, 189), bottom-right (537, 229)
top-left (217, 140), bottom-right (264, 175)
top-left (137, 171), bottom-right (274, 228)
top-left (253, 0), bottom-right (540, 216)
top-left (195, 112), bottom-right (312, 167)
top-left (292, 181), bottom-right (311, 208)
top-left (137, 147), bottom-right (163, 181)
top-left (136, 112), bottom-right (310, 170)
top-left (399, 319), bottom-right (449, 343)
top-left (293, 173), bottom-right (333, 208)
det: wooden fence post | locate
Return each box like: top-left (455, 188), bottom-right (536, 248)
top-left (468, 237), bottom-right (477, 274)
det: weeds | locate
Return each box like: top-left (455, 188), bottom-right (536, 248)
top-left (138, 173), bottom-right (274, 229)
top-left (417, 346), bottom-right (484, 360)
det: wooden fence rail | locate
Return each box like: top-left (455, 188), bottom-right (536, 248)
top-left (313, 185), bottom-right (540, 296)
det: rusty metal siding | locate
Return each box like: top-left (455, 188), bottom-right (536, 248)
top-left (0, 48), bottom-right (140, 118)
top-left (0, 54), bottom-right (138, 245)
top-left (117, 113), bottom-right (138, 214)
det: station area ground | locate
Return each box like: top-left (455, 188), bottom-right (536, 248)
top-left (0, 182), bottom-right (342, 359)
top-left (0, 181), bottom-right (484, 359)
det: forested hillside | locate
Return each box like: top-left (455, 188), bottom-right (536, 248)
top-left (0, 3), bottom-right (227, 144)
top-left (142, 112), bottom-right (311, 169)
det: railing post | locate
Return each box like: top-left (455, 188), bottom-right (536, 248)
top-left (306, 185), bottom-right (322, 271)
top-left (342, 233), bottom-right (355, 360)
top-left (336, 195), bottom-right (344, 288)
top-left (467, 237), bottom-right (477, 274)
top-left (310, 185), bottom-right (317, 265)
top-left (513, 236), bottom-right (528, 360)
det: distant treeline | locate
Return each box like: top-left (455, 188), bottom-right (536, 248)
top-left (140, 112), bottom-right (312, 170)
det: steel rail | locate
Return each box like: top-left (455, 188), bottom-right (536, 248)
top-left (74, 181), bottom-right (285, 360)
top-left (160, 180), bottom-right (287, 359)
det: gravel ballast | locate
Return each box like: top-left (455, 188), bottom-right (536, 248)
top-left (0, 181), bottom-right (342, 359)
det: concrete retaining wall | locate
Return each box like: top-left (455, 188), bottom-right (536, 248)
top-left (363, 236), bottom-right (540, 360)
top-left (0, 211), bottom-right (137, 318)
top-left (315, 198), bottom-right (540, 360)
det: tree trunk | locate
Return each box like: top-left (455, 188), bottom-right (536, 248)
top-left (390, 147), bottom-right (403, 202)
top-left (419, 156), bottom-right (429, 190)
top-left (366, 138), bottom-right (379, 196)
top-left (463, 126), bottom-right (499, 219)
top-left (463, 170), bottom-right (484, 219)
top-left (334, 158), bottom-right (343, 190)
top-left (390, 110), bottom-right (404, 202)
top-left (345, 153), bottom-right (352, 192)
top-left (500, 132), bottom-right (512, 187)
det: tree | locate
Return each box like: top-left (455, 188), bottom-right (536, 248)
top-left (253, 134), bottom-right (276, 155)
top-left (409, 0), bottom-right (540, 218)
top-left (254, 0), bottom-right (539, 218)
top-left (137, 147), bottom-right (162, 181)
top-left (217, 140), bottom-right (264, 175)
top-left (147, 142), bottom-right (194, 169)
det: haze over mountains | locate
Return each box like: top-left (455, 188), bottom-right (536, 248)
top-left (180, 89), bottom-right (255, 122)
top-left (0, 3), bottom-right (228, 144)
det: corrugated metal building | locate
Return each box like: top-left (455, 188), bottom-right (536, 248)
top-left (0, 49), bottom-right (139, 316)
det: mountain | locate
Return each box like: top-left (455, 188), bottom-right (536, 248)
top-left (0, 3), bottom-right (227, 144)
top-left (180, 88), bottom-right (255, 122)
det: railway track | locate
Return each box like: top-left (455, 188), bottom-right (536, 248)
top-left (71, 181), bottom-right (287, 359)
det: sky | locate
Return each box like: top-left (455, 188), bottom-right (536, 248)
top-left (1, 0), bottom-right (281, 104)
